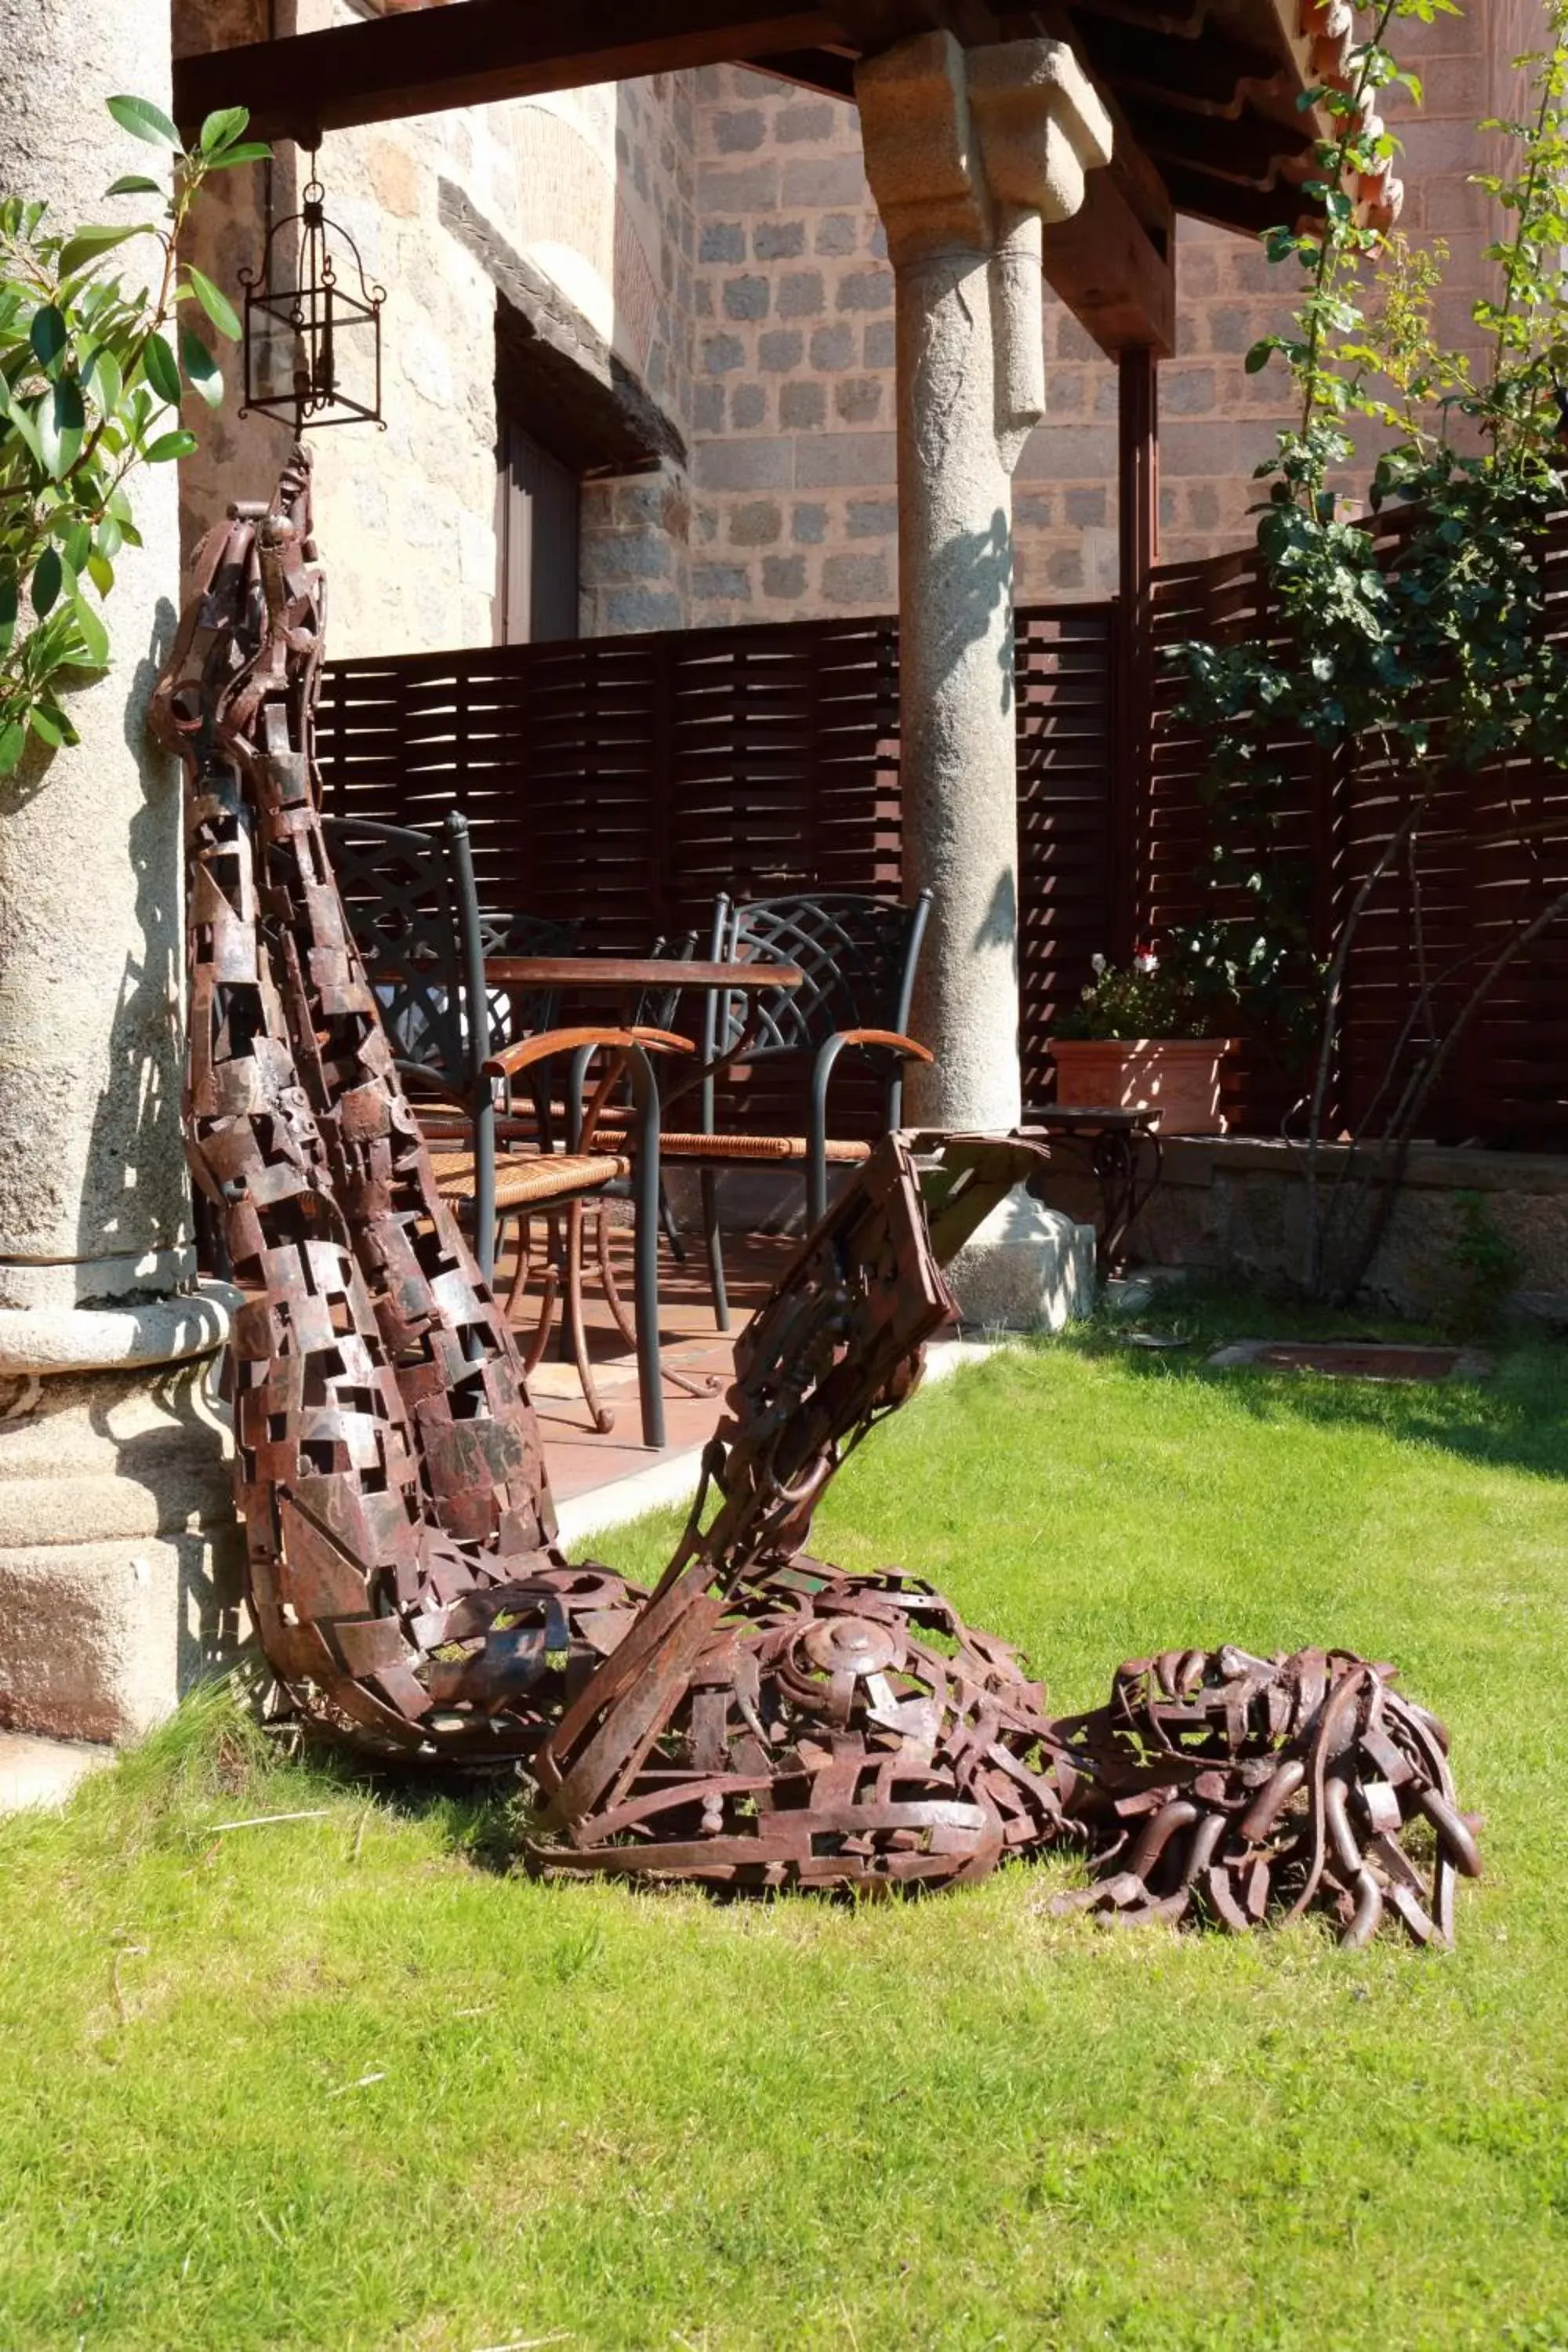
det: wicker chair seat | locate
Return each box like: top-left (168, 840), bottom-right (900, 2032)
top-left (649, 1131), bottom-right (873, 1166)
top-left (429, 1147), bottom-right (630, 1210)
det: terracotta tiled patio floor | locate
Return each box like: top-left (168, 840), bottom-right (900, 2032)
top-left (496, 1220), bottom-right (797, 1515)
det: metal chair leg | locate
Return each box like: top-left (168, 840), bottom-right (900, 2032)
top-left (659, 1178), bottom-right (686, 1263)
top-left (564, 1200), bottom-right (615, 1435)
top-left (700, 1165), bottom-right (730, 1334)
top-left (506, 1210), bottom-right (564, 1378)
top-left (633, 1063), bottom-right (667, 1450)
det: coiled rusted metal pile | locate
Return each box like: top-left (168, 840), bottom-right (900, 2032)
top-left (1053, 1646), bottom-right (1482, 1944)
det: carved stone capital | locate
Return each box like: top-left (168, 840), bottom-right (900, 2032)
top-left (967, 39), bottom-right (1112, 233)
top-left (856, 31), bottom-right (1112, 269)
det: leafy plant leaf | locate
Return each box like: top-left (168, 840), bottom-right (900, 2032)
top-left (204, 143), bottom-right (271, 171)
top-left (143, 427), bottom-right (198, 463)
top-left (58, 222), bottom-right (147, 279)
top-left (72, 593), bottom-right (109, 668)
top-left (179, 326), bottom-right (223, 407)
top-left (0, 722), bottom-right (26, 777)
top-left (36, 379), bottom-right (85, 477)
top-left (2, 397), bottom-right (44, 469)
top-left (106, 95), bottom-right (180, 149)
top-left (186, 267), bottom-right (241, 341)
top-left (31, 546), bottom-right (63, 617)
top-left (141, 332), bottom-right (182, 407)
top-left (103, 173), bottom-right (163, 198)
top-left (29, 307), bottom-right (67, 368)
top-left (85, 344), bottom-right (124, 412)
top-left (199, 107), bottom-right (250, 157)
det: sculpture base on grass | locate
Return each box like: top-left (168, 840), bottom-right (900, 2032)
top-left (942, 1187), bottom-right (1095, 1331)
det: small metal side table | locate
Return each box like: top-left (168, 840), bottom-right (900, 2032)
top-left (1019, 1105), bottom-right (1164, 1279)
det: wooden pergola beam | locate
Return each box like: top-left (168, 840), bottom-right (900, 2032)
top-left (174, 0), bottom-right (1344, 356)
top-left (1042, 169), bottom-right (1173, 357)
top-left (172, 1), bottom-right (871, 144)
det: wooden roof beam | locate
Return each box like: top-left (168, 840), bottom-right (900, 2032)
top-left (174, 0), bottom-right (869, 143)
top-left (1042, 167), bottom-right (1174, 355)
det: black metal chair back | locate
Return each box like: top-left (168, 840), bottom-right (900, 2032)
top-left (320, 808), bottom-right (497, 1275)
top-left (633, 931), bottom-right (701, 1036)
top-left (703, 890), bottom-right (933, 1073)
top-left (478, 909), bottom-right (580, 1049)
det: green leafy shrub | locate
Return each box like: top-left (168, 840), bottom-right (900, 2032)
top-left (0, 93), bottom-right (267, 775)
top-left (1169, 0), bottom-right (1568, 1298)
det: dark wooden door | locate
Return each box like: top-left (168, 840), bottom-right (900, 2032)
top-left (494, 419), bottom-right (579, 644)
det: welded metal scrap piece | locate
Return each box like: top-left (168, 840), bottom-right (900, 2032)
top-left (161, 449), bottom-right (644, 1762)
top-left (528, 1132), bottom-right (1083, 1893)
top-left (166, 462), bottom-right (1479, 1943)
top-left (1052, 1645), bottom-right (1483, 1946)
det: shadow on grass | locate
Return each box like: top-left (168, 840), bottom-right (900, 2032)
top-left (1040, 1273), bottom-right (1568, 1485)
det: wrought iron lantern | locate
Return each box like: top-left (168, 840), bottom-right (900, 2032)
top-left (239, 152), bottom-right (386, 435)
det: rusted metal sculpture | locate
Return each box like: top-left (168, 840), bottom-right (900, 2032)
top-left (531, 1132), bottom-right (1080, 1892)
top-left (1052, 1646), bottom-right (1482, 1947)
top-left (166, 456), bottom-right (1479, 1944)
top-left (156, 449), bottom-right (642, 1762)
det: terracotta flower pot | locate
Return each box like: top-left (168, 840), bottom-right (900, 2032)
top-left (1048, 1037), bottom-right (1238, 1134)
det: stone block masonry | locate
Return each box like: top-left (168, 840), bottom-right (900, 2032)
top-left (172, 9), bottom-right (1538, 652)
top-left (689, 11), bottom-right (1532, 628)
top-left (179, 5), bottom-right (699, 655)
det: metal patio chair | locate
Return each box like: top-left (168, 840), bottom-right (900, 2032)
top-left (321, 809), bottom-right (679, 1446)
top-left (656, 888), bottom-right (935, 1329)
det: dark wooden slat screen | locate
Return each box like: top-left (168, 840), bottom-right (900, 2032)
top-left (1015, 602), bottom-right (1117, 1105)
top-left (318, 615), bottom-right (908, 953)
top-left (315, 539), bottom-right (1568, 1153)
top-left (318, 602), bottom-right (1112, 1136)
top-left (1140, 517), bottom-right (1568, 1149)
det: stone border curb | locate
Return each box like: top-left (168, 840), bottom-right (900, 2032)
top-left (0, 1282), bottom-right (241, 1377)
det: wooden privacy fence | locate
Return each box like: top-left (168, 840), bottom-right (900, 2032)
top-left (1142, 524), bottom-right (1568, 1152)
top-left (316, 602), bottom-right (1119, 1116)
top-left (316, 542), bottom-right (1568, 1152)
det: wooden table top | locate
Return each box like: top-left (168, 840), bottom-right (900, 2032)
top-left (484, 956), bottom-right (804, 990)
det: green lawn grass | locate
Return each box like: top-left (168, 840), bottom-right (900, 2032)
top-left (4, 1303), bottom-right (1567, 2351)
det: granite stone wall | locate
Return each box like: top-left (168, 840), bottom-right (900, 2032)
top-left (685, 8), bottom-right (1544, 624)
top-left (172, 5), bottom-right (1546, 645)
top-left (174, 2), bottom-right (697, 654)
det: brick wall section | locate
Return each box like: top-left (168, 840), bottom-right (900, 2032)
top-left (687, 69), bottom-right (899, 626)
top-left (690, 9), bottom-right (1547, 624)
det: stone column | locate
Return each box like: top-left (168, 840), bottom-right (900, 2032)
top-left (857, 35), bottom-right (1111, 1131)
top-left (0, 0), bottom-right (239, 1746)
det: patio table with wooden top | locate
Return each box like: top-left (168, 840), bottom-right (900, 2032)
top-left (481, 954), bottom-right (804, 1439)
top-left (482, 956), bottom-right (806, 998)
top-left (484, 953), bottom-right (807, 1140)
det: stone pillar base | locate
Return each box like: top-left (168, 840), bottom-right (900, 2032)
top-left (942, 1188), bottom-right (1095, 1331)
top-left (0, 1298), bottom-right (244, 1744)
